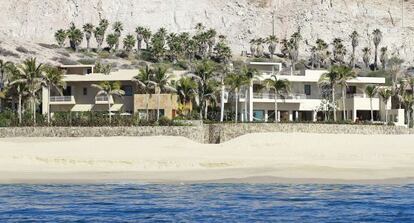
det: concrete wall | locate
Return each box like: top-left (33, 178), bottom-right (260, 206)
top-left (134, 94), bottom-right (179, 119)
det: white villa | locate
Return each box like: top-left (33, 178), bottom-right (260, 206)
top-left (224, 62), bottom-right (405, 126)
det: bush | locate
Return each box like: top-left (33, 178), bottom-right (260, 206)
top-left (55, 57), bottom-right (79, 65)
top-left (78, 58), bottom-right (96, 65)
top-left (38, 43), bottom-right (59, 49)
top-left (98, 51), bottom-right (110, 59)
top-left (0, 47), bottom-right (20, 58)
top-left (57, 51), bottom-right (71, 57)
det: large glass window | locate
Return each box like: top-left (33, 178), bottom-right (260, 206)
top-left (304, 84), bottom-right (311, 96)
top-left (121, 85), bottom-right (133, 96)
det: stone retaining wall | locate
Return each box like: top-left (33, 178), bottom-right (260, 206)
top-left (0, 126), bottom-right (205, 143)
top-left (206, 123), bottom-right (414, 143)
top-left (0, 124), bottom-right (412, 144)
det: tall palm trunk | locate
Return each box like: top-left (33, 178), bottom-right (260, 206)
top-left (204, 101), bottom-right (208, 120)
top-left (156, 89), bottom-right (160, 121)
top-left (374, 45), bottom-right (378, 70)
top-left (274, 93), bottom-right (278, 123)
top-left (342, 86), bottom-right (346, 120)
top-left (244, 89), bottom-right (248, 122)
top-left (332, 85), bottom-right (337, 122)
top-left (18, 93), bottom-right (22, 125)
top-left (32, 96), bottom-right (36, 125)
top-left (370, 98), bottom-right (374, 123)
top-left (384, 101), bottom-right (388, 124)
top-left (351, 47), bottom-right (356, 68)
top-left (108, 95), bottom-right (112, 124)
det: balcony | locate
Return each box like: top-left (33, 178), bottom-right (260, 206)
top-left (229, 92), bottom-right (319, 102)
top-left (95, 95), bottom-right (114, 104)
top-left (49, 96), bottom-right (75, 105)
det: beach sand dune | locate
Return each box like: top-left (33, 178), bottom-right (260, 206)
top-left (0, 133), bottom-right (414, 184)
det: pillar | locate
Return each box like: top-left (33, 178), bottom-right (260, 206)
top-left (265, 111), bottom-right (269, 122)
top-left (249, 83), bottom-right (254, 122)
top-left (312, 111), bottom-right (317, 122)
top-left (277, 111), bottom-right (281, 122)
top-left (295, 111), bottom-right (299, 121)
top-left (352, 110), bottom-right (357, 122)
top-left (288, 111), bottom-right (293, 122)
top-left (42, 86), bottom-right (49, 115)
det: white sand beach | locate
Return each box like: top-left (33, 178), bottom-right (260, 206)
top-left (0, 133), bottom-right (414, 184)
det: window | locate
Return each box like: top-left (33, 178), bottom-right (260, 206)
top-left (121, 85), bottom-right (133, 96)
top-left (83, 88), bottom-right (88, 96)
top-left (63, 86), bottom-right (72, 96)
top-left (304, 84), bottom-right (311, 96)
top-left (86, 68), bottom-right (92, 74)
top-left (347, 86), bottom-right (357, 94)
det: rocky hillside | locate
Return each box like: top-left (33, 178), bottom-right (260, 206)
top-left (0, 0), bottom-right (414, 64)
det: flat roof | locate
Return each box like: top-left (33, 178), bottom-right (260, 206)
top-left (249, 62), bottom-right (282, 66)
top-left (60, 64), bottom-right (95, 68)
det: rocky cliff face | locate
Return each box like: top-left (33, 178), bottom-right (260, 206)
top-left (1, 0), bottom-right (414, 64)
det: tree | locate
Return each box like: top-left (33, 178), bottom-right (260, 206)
top-left (94, 26), bottom-right (105, 52)
top-left (350, 31), bottom-right (359, 68)
top-left (91, 81), bottom-right (125, 124)
top-left (266, 35), bottom-right (278, 59)
top-left (256, 38), bottom-right (265, 57)
top-left (264, 75), bottom-right (291, 123)
top-left (378, 88), bottom-right (392, 124)
top-left (249, 39), bottom-right (257, 57)
top-left (372, 29), bottom-right (383, 70)
top-left (336, 66), bottom-right (356, 120)
top-left (365, 85), bottom-right (378, 123)
top-left (42, 65), bottom-right (64, 124)
top-left (54, 29), bottom-right (67, 48)
top-left (67, 23), bottom-right (83, 52)
top-left (187, 60), bottom-right (218, 120)
top-left (332, 38), bottom-right (347, 65)
top-left (106, 33), bottom-right (119, 53)
top-left (225, 72), bottom-right (249, 123)
top-left (83, 23), bottom-right (94, 52)
top-left (6, 64), bottom-right (26, 124)
top-left (152, 65), bottom-right (176, 121)
top-left (123, 34), bottom-right (136, 53)
top-left (150, 28), bottom-right (168, 61)
top-left (142, 28), bottom-right (152, 49)
top-left (240, 65), bottom-right (259, 122)
top-left (176, 77), bottom-right (198, 116)
top-left (319, 66), bottom-right (341, 121)
top-left (316, 39), bottom-right (329, 68)
top-left (0, 60), bottom-right (13, 112)
top-left (380, 47), bottom-right (388, 70)
top-left (133, 65), bottom-right (156, 120)
top-left (112, 21), bottom-right (124, 51)
top-left (135, 26), bottom-right (145, 52)
top-left (362, 47), bottom-right (371, 69)
top-left (403, 94), bottom-right (414, 128)
top-left (206, 28), bottom-right (217, 56)
top-left (11, 58), bottom-right (44, 124)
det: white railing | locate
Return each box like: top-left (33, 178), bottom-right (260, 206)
top-left (95, 95), bottom-right (110, 102)
top-left (231, 92), bottom-right (313, 100)
top-left (346, 94), bottom-right (380, 99)
top-left (50, 96), bottom-right (74, 102)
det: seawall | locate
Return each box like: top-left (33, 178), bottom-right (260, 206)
top-left (0, 123), bottom-right (412, 144)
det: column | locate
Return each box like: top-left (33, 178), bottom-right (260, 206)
top-left (277, 111), bottom-right (281, 122)
top-left (41, 86), bottom-right (49, 115)
top-left (249, 83), bottom-right (254, 122)
top-left (312, 111), bottom-right (317, 122)
top-left (289, 111), bottom-right (293, 122)
top-left (265, 111), bottom-right (269, 122)
top-left (295, 111), bottom-right (299, 121)
top-left (352, 110), bottom-right (357, 122)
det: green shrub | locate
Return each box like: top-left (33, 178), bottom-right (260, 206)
top-left (78, 58), bottom-right (96, 65)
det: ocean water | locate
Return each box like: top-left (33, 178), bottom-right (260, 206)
top-left (0, 184), bottom-right (413, 222)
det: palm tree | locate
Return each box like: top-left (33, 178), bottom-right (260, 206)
top-left (362, 47), bottom-right (371, 69)
top-left (133, 65), bottom-right (156, 120)
top-left (403, 94), bottom-right (414, 128)
top-left (106, 33), bottom-right (119, 53)
top-left (225, 72), bottom-right (249, 123)
top-left (94, 26), bottom-right (105, 52)
top-left (152, 65), bottom-right (176, 121)
top-left (319, 66), bottom-right (341, 121)
top-left (54, 29), bottom-right (67, 48)
top-left (372, 29), bottom-right (383, 70)
top-left (142, 28), bottom-right (152, 49)
top-left (380, 47), bottom-right (388, 70)
top-left (336, 66), bottom-right (356, 120)
top-left (264, 75), bottom-right (291, 123)
top-left (83, 23), bottom-right (94, 52)
top-left (0, 60), bottom-right (13, 112)
top-left (206, 28), bottom-right (217, 56)
top-left (123, 34), bottom-right (136, 53)
top-left (112, 21), bottom-right (123, 51)
top-left (350, 31), bottom-right (359, 68)
top-left (11, 58), bottom-right (44, 124)
top-left (176, 77), bottom-right (198, 116)
top-left (42, 66), bottom-right (64, 124)
top-left (378, 87), bottom-right (392, 124)
top-left (99, 19), bottom-right (109, 31)
top-left (256, 38), bottom-right (265, 57)
top-left (332, 38), bottom-right (346, 65)
top-left (135, 26), bottom-right (145, 52)
top-left (91, 81), bottom-right (125, 124)
top-left (316, 39), bottom-right (328, 68)
top-left (187, 60), bottom-right (218, 120)
top-left (6, 64), bottom-right (26, 124)
top-left (240, 65), bottom-right (259, 122)
top-left (249, 39), bottom-right (257, 57)
top-left (365, 85), bottom-right (378, 123)
top-left (266, 35), bottom-right (278, 59)
top-left (67, 23), bottom-right (83, 52)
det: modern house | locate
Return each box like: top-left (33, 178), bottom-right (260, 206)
top-left (224, 62), bottom-right (405, 126)
top-left (41, 65), bottom-right (180, 119)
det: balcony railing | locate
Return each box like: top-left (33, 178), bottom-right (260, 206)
top-left (95, 95), bottom-right (113, 104)
top-left (231, 92), bottom-right (314, 100)
top-left (49, 96), bottom-right (75, 103)
top-left (346, 94), bottom-right (380, 99)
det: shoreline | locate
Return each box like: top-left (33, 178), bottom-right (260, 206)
top-left (1, 133), bottom-right (414, 184)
